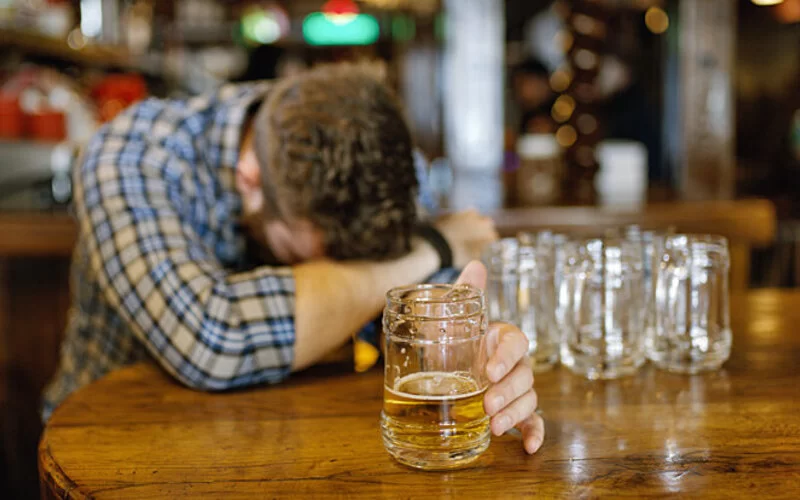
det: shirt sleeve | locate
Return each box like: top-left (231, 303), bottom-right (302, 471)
top-left (75, 127), bottom-right (296, 391)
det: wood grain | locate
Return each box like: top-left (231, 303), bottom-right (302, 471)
top-left (39, 290), bottom-right (800, 498)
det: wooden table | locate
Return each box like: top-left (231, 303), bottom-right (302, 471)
top-left (38, 291), bottom-right (800, 498)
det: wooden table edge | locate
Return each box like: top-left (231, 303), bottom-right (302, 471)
top-left (39, 430), bottom-right (89, 500)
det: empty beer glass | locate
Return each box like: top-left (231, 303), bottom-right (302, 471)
top-left (381, 284), bottom-right (489, 470)
top-left (484, 237), bottom-right (559, 371)
top-left (624, 226), bottom-right (669, 361)
top-left (560, 236), bottom-right (646, 379)
top-left (651, 234), bottom-right (731, 373)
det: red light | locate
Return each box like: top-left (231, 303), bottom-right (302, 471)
top-left (322, 0), bottom-right (359, 16)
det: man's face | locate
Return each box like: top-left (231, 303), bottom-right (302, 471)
top-left (236, 143), bottom-right (326, 265)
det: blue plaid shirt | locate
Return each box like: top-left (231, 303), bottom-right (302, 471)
top-left (42, 82), bottom-right (454, 420)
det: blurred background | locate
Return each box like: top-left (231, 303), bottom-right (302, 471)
top-left (0, 0), bottom-right (798, 497)
top-left (0, 1), bottom-right (798, 211)
top-left (0, 0), bottom-right (798, 255)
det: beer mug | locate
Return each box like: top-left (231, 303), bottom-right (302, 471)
top-left (651, 234), bottom-right (731, 373)
top-left (483, 237), bottom-right (559, 371)
top-left (560, 236), bottom-right (647, 379)
top-left (381, 284), bottom-right (489, 470)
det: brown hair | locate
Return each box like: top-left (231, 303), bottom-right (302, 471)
top-left (252, 62), bottom-right (419, 260)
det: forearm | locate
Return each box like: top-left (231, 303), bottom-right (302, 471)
top-left (292, 239), bottom-right (439, 371)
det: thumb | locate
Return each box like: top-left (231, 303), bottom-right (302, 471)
top-left (455, 260), bottom-right (488, 290)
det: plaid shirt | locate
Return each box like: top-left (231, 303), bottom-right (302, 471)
top-left (42, 82), bottom-right (454, 420)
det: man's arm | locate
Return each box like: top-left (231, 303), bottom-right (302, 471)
top-left (292, 209), bottom-right (498, 371)
top-left (292, 241), bottom-right (438, 370)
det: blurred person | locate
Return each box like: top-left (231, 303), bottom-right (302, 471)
top-left (511, 58), bottom-right (556, 134)
top-left (42, 63), bottom-right (545, 454)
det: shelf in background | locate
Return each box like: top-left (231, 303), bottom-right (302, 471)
top-left (0, 27), bottom-right (132, 69)
top-left (0, 211), bottom-right (76, 257)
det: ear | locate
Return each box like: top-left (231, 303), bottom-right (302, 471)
top-left (236, 148), bottom-right (264, 213)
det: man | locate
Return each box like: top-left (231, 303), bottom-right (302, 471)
top-left (43, 63), bottom-right (544, 454)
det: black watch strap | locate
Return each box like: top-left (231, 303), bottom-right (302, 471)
top-left (414, 224), bottom-right (453, 270)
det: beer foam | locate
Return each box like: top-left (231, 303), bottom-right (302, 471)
top-left (385, 371), bottom-right (486, 401)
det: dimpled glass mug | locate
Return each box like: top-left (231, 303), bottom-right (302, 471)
top-left (650, 234), bottom-right (732, 373)
top-left (483, 237), bottom-right (559, 372)
top-left (559, 236), bottom-right (647, 379)
top-left (380, 283), bottom-right (490, 470)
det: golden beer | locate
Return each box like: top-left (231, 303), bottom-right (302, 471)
top-left (381, 371), bottom-right (490, 470)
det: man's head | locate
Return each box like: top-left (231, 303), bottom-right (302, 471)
top-left (236, 63), bottom-right (419, 264)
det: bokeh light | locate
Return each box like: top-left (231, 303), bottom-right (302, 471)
top-left (550, 68), bottom-right (572, 92)
top-left (556, 125), bottom-right (578, 147)
top-left (552, 95), bottom-right (576, 122)
top-left (645, 7), bottom-right (669, 34)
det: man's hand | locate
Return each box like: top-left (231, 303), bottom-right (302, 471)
top-left (456, 261), bottom-right (545, 455)
top-left (434, 210), bottom-right (499, 269)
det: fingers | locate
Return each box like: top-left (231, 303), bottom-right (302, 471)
top-left (484, 361), bottom-right (534, 416)
top-left (486, 325), bottom-right (529, 383)
top-left (518, 412), bottom-right (545, 454)
top-left (455, 261), bottom-right (488, 289)
top-left (489, 389), bottom-right (538, 437)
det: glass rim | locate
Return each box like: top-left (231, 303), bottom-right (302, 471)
top-left (483, 237), bottom-right (557, 262)
top-left (664, 233), bottom-right (729, 247)
top-left (517, 230), bottom-right (570, 242)
top-left (574, 234), bottom-right (634, 244)
top-left (385, 283), bottom-right (484, 305)
top-left (484, 237), bottom-right (520, 250)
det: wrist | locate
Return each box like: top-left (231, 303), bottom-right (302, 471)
top-left (411, 236), bottom-right (441, 273)
top-left (413, 224), bottom-right (454, 270)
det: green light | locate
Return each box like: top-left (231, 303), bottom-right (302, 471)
top-left (303, 12), bottom-right (380, 46)
top-left (242, 10), bottom-right (281, 44)
top-left (392, 15), bottom-right (415, 42)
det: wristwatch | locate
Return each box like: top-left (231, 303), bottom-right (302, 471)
top-left (414, 224), bottom-right (453, 270)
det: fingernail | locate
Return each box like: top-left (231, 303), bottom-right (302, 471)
top-left (490, 362), bottom-right (506, 381)
top-left (491, 395), bottom-right (504, 414)
top-left (495, 416), bottom-right (511, 435)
